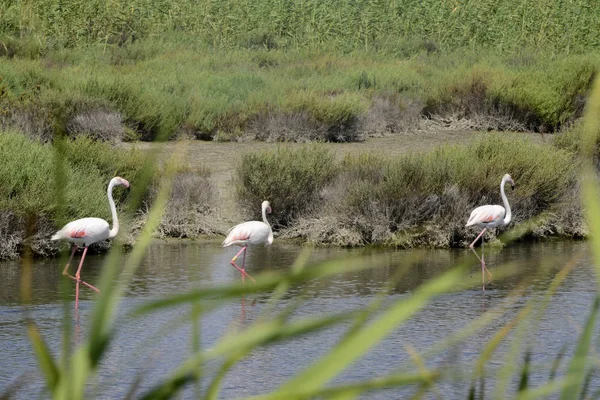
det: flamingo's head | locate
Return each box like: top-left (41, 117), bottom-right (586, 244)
top-left (111, 176), bottom-right (130, 189)
top-left (262, 200), bottom-right (272, 214)
top-left (503, 174), bottom-right (515, 190)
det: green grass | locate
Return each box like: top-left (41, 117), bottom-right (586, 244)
top-left (235, 135), bottom-right (579, 247)
top-left (233, 145), bottom-right (338, 228)
top-left (1, 0), bottom-right (599, 52)
top-left (0, 45), bottom-right (597, 142)
top-left (16, 73), bottom-right (600, 397)
top-left (0, 131), bottom-right (145, 258)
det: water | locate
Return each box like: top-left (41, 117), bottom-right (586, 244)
top-left (0, 240), bottom-right (596, 399)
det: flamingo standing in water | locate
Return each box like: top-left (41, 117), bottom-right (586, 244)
top-left (222, 200), bottom-right (273, 283)
top-left (51, 176), bottom-right (130, 310)
top-left (466, 173), bottom-right (515, 291)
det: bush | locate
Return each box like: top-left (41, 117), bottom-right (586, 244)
top-left (0, 131), bottom-right (145, 258)
top-left (286, 135), bottom-right (578, 247)
top-left (153, 165), bottom-right (218, 238)
top-left (233, 145), bottom-right (337, 228)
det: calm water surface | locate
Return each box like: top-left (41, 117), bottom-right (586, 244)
top-left (0, 240), bottom-right (596, 399)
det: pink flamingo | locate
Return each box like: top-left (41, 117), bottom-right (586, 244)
top-left (51, 177), bottom-right (130, 310)
top-left (222, 200), bottom-right (273, 283)
top-left (466, 173), bottom-right (515, 291)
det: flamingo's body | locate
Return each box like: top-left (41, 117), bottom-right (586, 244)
top-left (52, 217), bottom-right (112, 246)
top-left (223, 200), bottom-right (273, 282)
top-left (466, 173), bottom-right (515, 291)
top-left (52, 176), bottom-right (129, 310)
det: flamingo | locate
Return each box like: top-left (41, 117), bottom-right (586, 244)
top-left (222, 200), bottom-right (273, 283)
top-left (51, 176), bottom-right (130, 310)
top-left (466, 173), bottom-right (515, 291)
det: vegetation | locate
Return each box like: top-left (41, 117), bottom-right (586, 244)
top-left (233, 145), bottom-right (338, 228)
top-left (0, 44), bottom-right (595, 142)
top-left (1, 0), bottom-right (599, 52)
top-left (0, 131), bottom-right (145, 258)
top-left (11, 76), bottom-right (600, 400)
top-left (153, 164), bottom-right (218, 238)
top-left (237, 135), bottom-right (581, 247)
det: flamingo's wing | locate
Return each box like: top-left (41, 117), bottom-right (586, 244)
top-left (466, 205), bottom-right (505, 227)
top-left (222, 222), bottom-right (252, 246)
top-left (222, 221), bottom-right (270, 246)
top-left (53, 217), bottom-right (109, 241)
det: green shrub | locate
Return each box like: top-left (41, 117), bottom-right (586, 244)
top-left (290, 134), bottom-right (578, 247)
top-left (233, 145), bottom-right (337, 227)
top-left (0, 131), bottom-right (145, 258)
top-left (152, 163), bottom-right (218, 238)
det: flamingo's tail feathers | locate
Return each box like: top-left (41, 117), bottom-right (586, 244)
top-left (51, 232), bottom-right (63, 241)
top-left (465, 210), bottom-right (479, 227)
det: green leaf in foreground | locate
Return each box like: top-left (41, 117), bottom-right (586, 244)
top-left (558, 296), bottom-right (599, 400)
top-left (27, 323), bottom-right (60, 392)
top-left (266, 264), bottom-right (468, 398)
top-left (138, 311), bottom-right (358, 399)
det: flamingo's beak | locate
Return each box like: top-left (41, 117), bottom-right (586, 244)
top-left (122, 179), bottom-right (130, 189)
top-left (267, 206), bottom-right (272, 214)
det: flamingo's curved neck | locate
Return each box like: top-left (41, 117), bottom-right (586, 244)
top-left (501, 178), bottom-right (512, 225)
top-left (262, 205), bottom-right (270, 227)
top-left (262, 204), bottom-right (274, 244)
top-left (107, 182), bottom-right (120, 238)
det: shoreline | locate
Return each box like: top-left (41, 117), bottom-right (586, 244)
top-left (1, 131), bottom-right (585, 260)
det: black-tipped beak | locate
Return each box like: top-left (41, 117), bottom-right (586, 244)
top-left (511, 184), bottom-right (515, 190)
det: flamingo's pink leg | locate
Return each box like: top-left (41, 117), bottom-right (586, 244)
top-left (63, 246), bottom-right (100, 293)
top-left (242, 247), bottom-right (247, 284)
top-left (230, 246), bottom-right (255, 283)
top-left (482, 238), bottom-right (492, 282)
top-left (62, 245), bottom-right (78, 275)
top-left (469, 228), bottom-right (492, 291)
top-left (73, 247), bottom-right (102, 310)
top-left (469, 228), bottom-right (487, 249)
top-left (62, 246), bottom-right (100, 294)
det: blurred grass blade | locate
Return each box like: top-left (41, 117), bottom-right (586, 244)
top-left (518, 351), bottom-right (531, 392)
top-left (549, 344), bottom-right (567, 382)
top-left (493, 254), bottom-right (579, 398)
top-left (138, 311), bottom-right (357, 399)
top-left (270, 264), bottom-right (467, 397)
top-left (136, 255), bottom-right (391, 313)
top-left (0, 372), bottom-right (30, 400)
top-left (559, 296), bottom-right (599, 400)
top-left (468, 381), bottom-right (475, 400)
top-left (581, 76), bottom-right (600, 291)
top-left (56, 347), bottom-right (91, 400)
top-left (87, 146), bottom-right (176, 365)
top-left (205, 350), bottom-right (249, 400)
top-left (249, 370), bottom-right (439, 400)
top-left (516, 378), bottom-right (570, 400)
top-left (27, 323), bottom-right (60, 392)
top-left (579, 367), bottom-right (594, 400)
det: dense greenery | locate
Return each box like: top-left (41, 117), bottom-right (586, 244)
top-left (1, 0), bottom-right (599, 52)
top-left (15, 78), bottom-right (600, 400)
top-left (0, 132), bottom-right (144, 220)
top-left (236, 135), bottom-right (580, 247)
top-left (0, 131), bottom-right (145, 258)
top-left (0, 47), bottom-right (596, 142)
top-left (234, 145), bottom-right (338, 228)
